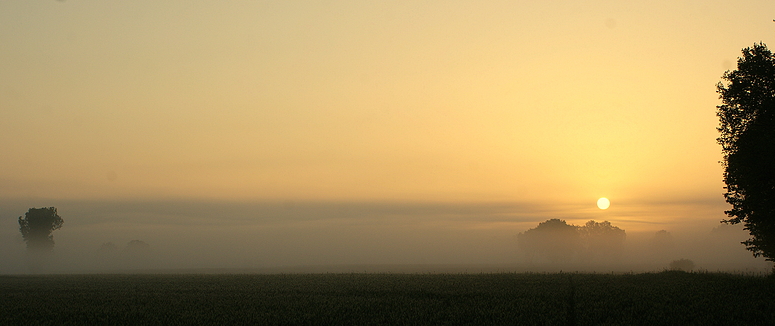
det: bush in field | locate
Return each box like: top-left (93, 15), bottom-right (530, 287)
top-left (669, 259), bottom-right (695, 272)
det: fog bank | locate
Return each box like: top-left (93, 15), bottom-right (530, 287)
top-left (1, 199), bottom-right (770, 274)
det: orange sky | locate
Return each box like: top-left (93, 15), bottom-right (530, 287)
top-left (2, 1), bottom-right (775, 234)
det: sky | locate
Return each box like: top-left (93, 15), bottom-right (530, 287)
top-left (1, 0), bottom-right (774, 272)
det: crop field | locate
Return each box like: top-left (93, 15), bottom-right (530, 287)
top-left (1, 272), bottom-right (774, 325)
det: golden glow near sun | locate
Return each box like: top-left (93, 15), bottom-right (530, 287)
top-left (597, 198), bottom-right (610, 210)
top-left (0, 1), bottom-right (771, 208)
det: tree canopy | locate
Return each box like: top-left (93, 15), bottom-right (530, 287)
top-left (18, 207), bottom-right (64, 251)
top-left (578, 220), bottom-right (626, 261)
top-left (518, 219), bottom-right (625, 263)
top-left (518, 219), bottom-right (580, 263)
top-left (717, 42), bottom-right (775, 262)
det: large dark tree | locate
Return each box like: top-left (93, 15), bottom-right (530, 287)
top-left (578, 220), bottom-right (626, 261)
top-left (518, 219), bottom-right (626, 264)
top-left (18, 207), bottom-right (64, 251)
top-left (517, 219), bottom-right (581, 263)
top-left (717, 42), bottom-right (775, 262)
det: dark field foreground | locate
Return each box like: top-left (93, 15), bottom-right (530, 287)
top-left (2, 272), bottom-right (774, 325)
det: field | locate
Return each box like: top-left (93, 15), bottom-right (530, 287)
top-left (2, 272), bottom-right (774, 325)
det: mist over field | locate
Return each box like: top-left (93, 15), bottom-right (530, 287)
top-left (1, 199), bottom-right (770, 274)
top-left (3, 1), bottom-right (775, 279)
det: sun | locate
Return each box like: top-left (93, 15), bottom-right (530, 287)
top-left (597, 197), bottom-right (610, 210)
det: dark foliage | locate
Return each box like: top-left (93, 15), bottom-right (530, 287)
top-left (17, 207), bottom-right (64, 251)
top-left (518, 219), bottom-right (581, 263)
top-left (578, 220), bottom-right (626, 261)
top-left (717, 43), bottom-right (775, 262)
top-left (518, 219), bottom-right (625, 263)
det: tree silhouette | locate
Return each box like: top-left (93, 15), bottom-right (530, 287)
top-left (518, 219), bottom-right (581, 263)
top-left (649, 230), bottom-right (674, 252)
top-left (518, 219), bottom-right (627, 264)
top-left (578, 220), bottom-right (626, 261)
top-left (717, 43), bottom-right (775, 263)
top-left (648, 229), bottom-right (675, 263)
top-left (18, 207), bottom-right (64, 251)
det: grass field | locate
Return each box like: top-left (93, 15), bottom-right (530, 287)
top-left (2, 272), bottom-right (774, 325)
